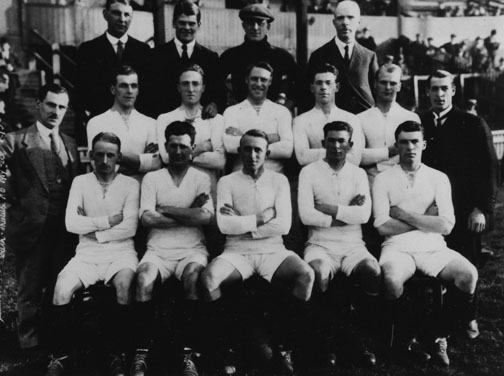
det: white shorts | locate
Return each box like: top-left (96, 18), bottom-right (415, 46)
top-left (138, 251), bottom-right (208, 282)
top-left (216, 250), bottom-right (298, 282)
top-left (60, 254), bottom-right (138, 288)
top-left (379, 247), bottom-right (467, 277)
top-left (304, 243), bottom-right (376, 277)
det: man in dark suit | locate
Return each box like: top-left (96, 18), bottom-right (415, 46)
top-left (75, 0), bottom-right (150, 134)
top-left (307, 0), bottom-right (378, 114)
top-left (148, 0), bottom-right (221, 118)
top-left (420, 70), bottom-right (499, 339)
top-left (0, 83), bottom-right (79, 359)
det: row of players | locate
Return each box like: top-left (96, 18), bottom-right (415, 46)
top-left (44, 120), bottom-right (478, 376)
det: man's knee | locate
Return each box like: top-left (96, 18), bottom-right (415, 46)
top-left (454, 262), bottom-right (479, 293)
top-left (53, 273), bottom-right (81, 305)
top-left (113, 270), bottom-right (135, 304)
top-left (200, 266), bottom-right (220, 295)
top-left (136, 264), bottom-right (158, 300)
top-left (355, 258), bottom-right (381, 278)
top-left (308, 259), bottom-right (331, 292)
top-left (295, 262), bottom-right (315, 289)
top-left (382, 264), bottom-right (405, 300)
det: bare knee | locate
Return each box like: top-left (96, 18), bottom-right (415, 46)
top-left (454, 263), bottom-right (478, 294)
top-left (136, 264), bottom-right (158, 301)
top-left (382, 268), bottom-right (405, 300)
top-left (113, 271), bottom-right (135, 305)
top-left (53, 274), bottom-right (81, 305)
top-left (309, 259), bottom-right (331, 293)
top-left (182, 264), bottom-right (204, 300)
top-left (294, 264), bottom-right (315, 301)
top-left (200, 267), bottom-right (221, 301)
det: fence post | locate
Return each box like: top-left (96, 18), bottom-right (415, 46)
top-left (51, 43), bottom-right (61, 85)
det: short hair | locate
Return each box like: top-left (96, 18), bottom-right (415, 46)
top-left (91, 131), bottom-right (122, 153)
top-left (375, 63), bottom-right (402, 81)
top-left (426, 69), bottom-right (454, 88)
top-left (105, 0), bottom-right (131, 9)
top-left (394, 121), bottom-right (424, 141)
top-left (177, 63), bottom-right (205, 83)
top-left (0, 37), bottom-right (9, 46)
top-left (37, 83), bottom-right (68, 102)
top-left (245, 61), bottom-right (273, 78)
top-left (310, 63), bottom-right (339, 83)
top-left (164, 120), bottom-right (196, 145)
top-left (113, 65), bottom-right (138, 84)
top-left (323, 121), bottom-right (353, 140)
top-left (239, 129), bottom-right (269, 147)
top-left (173, 0), bottom-right (201, 24)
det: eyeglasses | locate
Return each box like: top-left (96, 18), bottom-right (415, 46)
top-left (243, 18), bottom-right (268, 27)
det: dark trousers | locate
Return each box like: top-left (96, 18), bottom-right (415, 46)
top-left (15, 214), bottom-right (75, 349)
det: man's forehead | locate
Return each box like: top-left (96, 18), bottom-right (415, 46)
top-left (116, 73), bottom-right (138, 84)
top-left (43, 91), bottom-right (69, 104)
top-left (334, 1), bottom-right (360, 17)
top-left (430, 76), bottom-right (453, 88)
top-left (314, 72), bottom-right (336, 82)
top-left (242, 135), bottom-right (268, 148)
top-left (179, 70), bottom-right (203, 82)
top-left (326, 129), bottom-right (349, 138)
top-left (249, 67), bottom-right (271, 78)
top-left (397, 131), bottom-right (423, 141)
top-left (94, 140), bottom-right (119, 153)
top-left (378, 70), bottom-right (401, 82)
top-left (109, 2), bottom-right (132, 12)
top-left (167, 134), bottom-right (192, 145)
top-left (176, 14), bottom-right (198, 22)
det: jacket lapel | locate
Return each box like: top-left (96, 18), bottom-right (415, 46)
top-left (349, 43), bottom-right (363, 75)
top-left (61, 132), bottom-right (79, 177)
top-left (22, 125), bottom-right (50, 193)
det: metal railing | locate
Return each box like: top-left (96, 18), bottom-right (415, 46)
top-left (29, 28), bottom-right (75, 89)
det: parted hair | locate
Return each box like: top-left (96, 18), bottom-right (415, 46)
top-left (173, 0), bottom-right (201, 24)
top-left (91, 132), bottom-right (122, 153)
top-left (240, 129), bottom-right (269, 147)
top-left (394, 121), bottom-right (424, 141)
top-left (323, 121), bottom-right (353, 140)
top-left (37, 83), bottom-right (68, 102)
top-left (164, 121), bottom-right (196, 145)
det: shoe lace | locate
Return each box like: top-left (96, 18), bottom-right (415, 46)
top-left (48, 355), bottom-right (68, 371)
top-left (132, 350), bottom-right (148, 372)
top-left (435, 338), bottom-right (448, 353)
top-left (110, 352), bottom-right (126, 373)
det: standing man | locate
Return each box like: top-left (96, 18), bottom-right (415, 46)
top-left (373, 121), bottom-right (479, 366)
top-left (419, 70), bottom-right (498, 270)
top-left (47, 132), bottom-right (139, 376)
top-left (156, 64), bottom-right (225, 201)
top-left (132, 121), bottom-right (214, 376)
top-left (220, 3), bottom-right (303, 108)
top-left (0, 83), bottom-right (79, 358)
top-left (298, 121), bottom-right (380, 366)
top-left (76, 0), bottom-right (150, 128)
top-left (223, 62), bottom-right (293, 174)
top-left (87, 65), bottom-right (160, 182)
top-left (201, 129), bottom-right (314, 374)
top-left (307, 0), bottom-right (378, 114)
top-left (358, 64), bottom-right (420, 185)
top-left (148, 0), bottom-right (221, 117)
top-left (293, 63), bottom-right (364, 167)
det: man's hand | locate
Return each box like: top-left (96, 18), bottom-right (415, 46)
top-left (108, 212), bottom-right (123, 227)
top-left (315, 203), bottom-right (335, 216)
top-left (257, 207), bottom-right (276, 226)
top-left (266, 133), bottom-right (280, 144)
top-left (388, 145), bottom-right (398, 158)
top-left (349, 194), bottom-right (366, 206)
top-left (84, 232), bottom-right (97, 240)
top-left (193, 140), bottom-right (213, 158)
top-left (220, 203), bottom-right (240, 216)
top-left (202, 102), bottom-right (218, 120)
top-left (468, 207), bottom-right (486, 233)
top-left (225, 127), bottom-right (243, 137)
top-left (145, 142), bottom-right (159, 154)
top-left (191, 193), bottom-right (210, 208)
top-left (424, 202), bottom-right (439, 216)
top-left (390, 206), bottom-right (407, 221)
top-left (77, 206), bottom-right (86, 216)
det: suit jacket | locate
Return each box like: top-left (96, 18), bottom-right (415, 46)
top-left (419, 107), bottom-right (499, 218)
top-left (75, 33), bottom-right (151, 118)
top-left (1, 124), bottom-right (79, 254)
top-left (307, 39), bottom-right (378, 114)
top-left (147, 39), bottom-right (222, 117)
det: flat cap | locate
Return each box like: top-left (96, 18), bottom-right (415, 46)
top-left (239, 4), bottom-right (275, 22)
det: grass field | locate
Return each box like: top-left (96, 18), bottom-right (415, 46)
top-left (0, 189), bottom-right (503, 376)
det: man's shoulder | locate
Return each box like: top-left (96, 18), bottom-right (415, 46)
top-left (420, 164), bottom-right (449, 182)
top-left (143, 168), bottom-right (166, 183)
top-left (116, 173), bottom-right (141, 188)
top-left (374, 164), bottom-right (399, 183)
top-left (78, 34), bottom-right (107, 53)
top-left (312, 39), bottom-right (336, 54)
top-left (265, 99), bottom-right (291, 115)
top-left (132, 110), bottom-right (156, 125)
top-left (188, 165), bottom-right (211, 182)
top-left (294, 108), bottom-right (317, 124)
top-left (194, 42), bottom-right (218, 57)
top-left (264, 169), bottom-right (289, 185)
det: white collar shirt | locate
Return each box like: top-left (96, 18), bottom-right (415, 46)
top-left (174, 38), bottom-right (196, 59)
top-left (334, 36), bottom-right (355, 60)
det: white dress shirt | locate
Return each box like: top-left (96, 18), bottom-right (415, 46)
top-left (106, 32), bottom-right (128, 53)
top-left (174, 38), bottom-right (196, 58)
top-left (334, 36), bottom-right (354, 59)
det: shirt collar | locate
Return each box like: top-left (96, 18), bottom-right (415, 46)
top-left (432, 105), bottom-right (452, 121)
top-left (174, 38), bottom-right (196, 57)
top-left (36, 121), bottom-right (57, 139)
top-left (106, 32), bottom-right (128, 46)
top-left (334, 36), bottom-right (354, 57)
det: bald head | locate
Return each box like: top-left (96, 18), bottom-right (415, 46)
top-left (333, 1), bottom-right (361, 43)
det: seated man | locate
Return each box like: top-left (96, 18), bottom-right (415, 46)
top-left (132, 121), bottom-right (214, 376)
top-left (298, 121), bottom-right (380, 366)
top-left (373, 121), bottom-right (478, 367)
top-left (201, 129), bottom-right (314, 374)
top-left (48, 132), bottom-right (140, 376)
top-left (223, 62), bottom-right (293, 174)
top-left (156, 64), bottom-right (225, 201)
top-left (293, 63), bottom-right (364, 167)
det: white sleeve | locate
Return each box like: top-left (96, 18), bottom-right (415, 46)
top-left (139, 172), bottom-right (158, 218)
top-left (346, 118), bottom-right (364, 166)
top-left (222, 108), bottom-right (241, 154)
top-left (298, 166), bottom-right (332, 227)
top-left (293, 116), bottom-right (325, 166)
top-left (138, 119), bottom-right (162, 172)
top-left (434, 172), bottom-right (456, 229)
top-left (372, 172), bottom-right (392, 228)
top-left (267, 108), bottom-right (293, 159)
top-left (216, 177), bottom-right (257, 234)
top-left (336, 168), bottom-right (371, 224)
top-left (193, 116), bottom-right (226, 170)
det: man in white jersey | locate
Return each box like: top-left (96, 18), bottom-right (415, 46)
top-left (132, 121), bottom-right (214, 376)
top-left (298, 121), bottom-right (380, 367)
top-left (47, 132), bottom-right (139, 376)
top-left (223, 62), bottom-right (293, 174)
top-left (156, 64), bottom-right (225, 201)
top-left (358, 64), bottom-right (420, 185)
top-left (87, 65), bottom-right (161, 182)
top-left (202, 129), bottom-right (314, 375)
top-left (373, 121), bottom-right (478, 367)
top-left (293, 63), bottom-right (364, 167)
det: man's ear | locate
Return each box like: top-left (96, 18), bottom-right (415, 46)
top-left (349, 140), bottom-right (354, 148)
top-left (237, 146), bottom-right (241, 154)
top-left (422, 140), bottom-right (427, 150)
top-left (335, 81), bottom-right (340, 93)
top-left (102, 9), bottom-right (109, 22)
top-left (111, 84), bottom-right (116, 96)
top-left (322, 139), bottom-right (326, 148)
top-left (266, 149), bottom-right (271, 157)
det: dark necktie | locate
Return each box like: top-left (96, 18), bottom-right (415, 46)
top-left (435, 113), bottom-right (447, 127)
top-left (181, 43), bottom-right (189, 65)
top-left (344, 45), bottom-right (350, 68)
top-left (117, 41), bottom-right (124, 64)
top-left (49, 131), bottom-right (60, 154)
